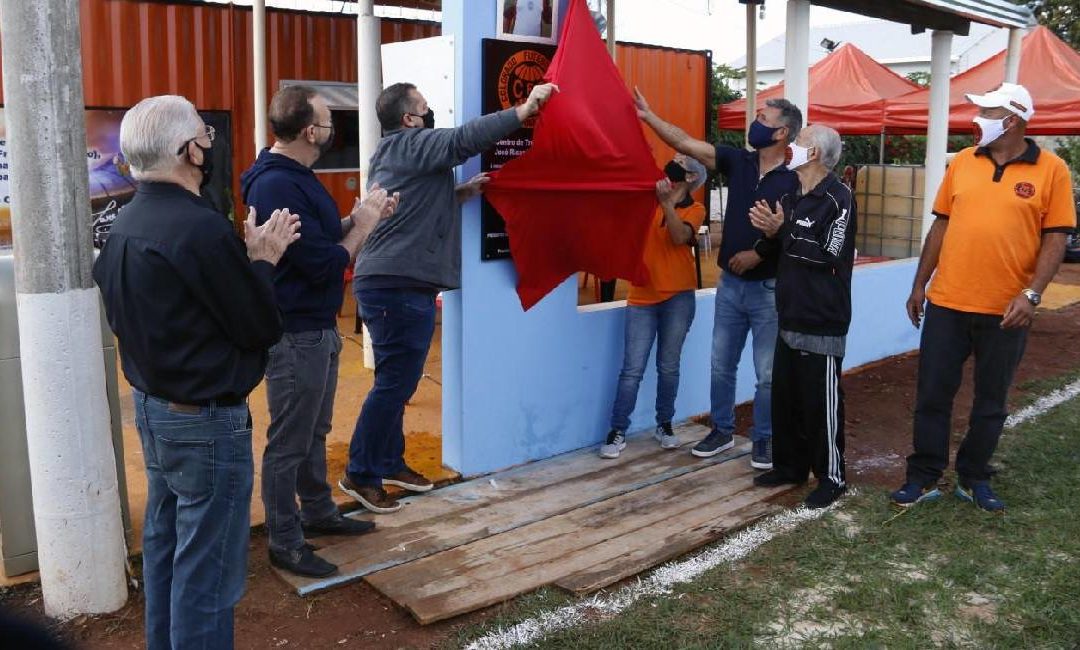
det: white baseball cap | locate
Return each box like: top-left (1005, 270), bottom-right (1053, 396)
top-left (965, 82), bottom-right (1035, 121)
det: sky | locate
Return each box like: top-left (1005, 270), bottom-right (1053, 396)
top-left (200, 0), bottom-right (872, 65)
top-left (612, 0), bottom-right (869, 63)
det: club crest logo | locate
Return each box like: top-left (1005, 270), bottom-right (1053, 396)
top-left (497, 49), bottom-right (551, 128)
top-left (1015, 181), bottom-right (1036, 199)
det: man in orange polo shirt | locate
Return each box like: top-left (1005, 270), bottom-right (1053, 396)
top-left (599, 155), bottom-right (707, 458)
top-left (892, 83), bottom-right (1076, 512)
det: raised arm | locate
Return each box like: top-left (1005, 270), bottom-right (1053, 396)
top-left (634, 87), bottom-right (716, 171)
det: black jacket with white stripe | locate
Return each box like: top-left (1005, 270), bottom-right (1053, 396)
top-left (759, 172), bottom-right (857, 337)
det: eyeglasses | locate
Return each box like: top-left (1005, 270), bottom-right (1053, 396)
top-left (176, 125), bottom-right (215, 155)
top-left (312, 123), bottom-right (333, 130)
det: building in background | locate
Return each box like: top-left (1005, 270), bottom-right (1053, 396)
top-left (729, 19), bottom-right (1011, 92)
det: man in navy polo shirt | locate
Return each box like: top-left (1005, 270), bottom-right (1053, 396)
top-left (635, 90), bottom-right (801, 469)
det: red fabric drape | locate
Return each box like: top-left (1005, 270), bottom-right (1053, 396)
top-left (485, 0), bottom-right (663, 311)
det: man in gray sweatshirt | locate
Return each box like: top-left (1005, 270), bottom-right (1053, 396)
top-left (340, 80), bottom-right (557, 513)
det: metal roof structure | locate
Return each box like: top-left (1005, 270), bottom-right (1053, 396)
top-left (806, 0), bottom-right (1033, 33)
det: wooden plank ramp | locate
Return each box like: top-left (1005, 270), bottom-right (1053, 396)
top-left (278, 423), bottom-right (736, 594)
top-left (366, 459), bottom-right (794, 624)
top-left (278, 423), bottom-right (795, 625)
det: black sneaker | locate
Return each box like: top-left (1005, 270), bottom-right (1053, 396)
top-left (753, 469), bottom-right (806, 487)
top-left (269, 544), bottom-right (338, 578)
top-left (302, 512), bottom-right (376, 538)
top-left (691, 429), bottom-right (735, 458)
top-left (750, 439), bottom-right (773, 470)
top-left (804, 482), bottom-right (847, 509)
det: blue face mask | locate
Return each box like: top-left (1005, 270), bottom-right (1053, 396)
top-left (748, 121), bottom-right (782, 150)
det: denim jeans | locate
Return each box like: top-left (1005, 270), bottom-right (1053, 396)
top-left (262, 329), bottom-right (342, 553)
top-left (610, 291), bottom-right (696, 432)
top-left (348, 288), bottom-right (436, 487)
top-left (133, 389), bottom-right (254, 650)
top-left (710, 273), bottom-right (779, 442)
top-left (906, 302), bottom-right (1028, 485)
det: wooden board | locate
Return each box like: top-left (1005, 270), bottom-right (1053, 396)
top-left (281, 424), bottom-right (742, 594)
top-left (553, 500), bottom-right (778, 595)
top-left (365, 459), bottom-right (791, 624)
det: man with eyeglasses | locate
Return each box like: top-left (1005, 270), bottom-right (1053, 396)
top-left (94, 95), bottom-right (300, 650)
top-left (241, 85), bottom-right (399, 577)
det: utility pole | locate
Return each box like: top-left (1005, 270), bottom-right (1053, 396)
top-left (0, 0), bottom-right (127, 616)
top-left (254, 0), bottom-right (268, 152)
top-left (357, 0), bottom-right (382, 369)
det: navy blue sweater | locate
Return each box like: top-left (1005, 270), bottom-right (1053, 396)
top-left (714, 145), bottom-right (800, 281)
top-left (241, 149), bottom-right (349, 332)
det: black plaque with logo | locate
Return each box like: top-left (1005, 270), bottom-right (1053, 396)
top-left (480, 38), bottom-right (556, 261)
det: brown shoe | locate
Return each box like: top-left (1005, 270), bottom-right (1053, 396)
top-left (383, 466), bottom-right (434, 493)
top-left (338, 475), bottom-right (402, 514)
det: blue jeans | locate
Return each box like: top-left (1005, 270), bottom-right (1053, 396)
top-left (610, 291), bottom-right (696, 432)
top-left (348, 288), bottom-right (436, 487)
top-left (262, 329), bottom-right (342, 553)
top-left (710, 273), bottom-right (778, 442)
top-left (133, 390), bottom-right (254, 650)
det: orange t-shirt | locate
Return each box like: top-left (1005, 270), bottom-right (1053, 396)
top-left (928, 142), bottom-right (1077, 315)
top-left (627, 202), bottom-right (707, 306)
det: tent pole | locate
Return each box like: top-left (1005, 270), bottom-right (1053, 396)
top-left (879, 127), bottom-right (885, 165)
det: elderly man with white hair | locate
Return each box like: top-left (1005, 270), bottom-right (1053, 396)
top-left (747, 124), bottom-right (856, 509)
top-left (93, 95), bottom-right (303, 650)
top-left (599, 154), bottom-right (709, 459)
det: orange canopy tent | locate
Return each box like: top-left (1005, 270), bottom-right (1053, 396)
top-left (884, 26), bottom-right (1080, 135)
top-left (717, 43), bottom-right (921, 136)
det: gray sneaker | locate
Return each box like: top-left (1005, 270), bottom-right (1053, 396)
top-left (599, 429), bottom-right (627, 459)
top-left (751, 439), bottom-right (773, 470)
top-left (692, 429), bottom-right (735, 458)
top-left (653, 422), bottom-right (680, 449)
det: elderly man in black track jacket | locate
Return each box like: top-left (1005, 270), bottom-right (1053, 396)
top-left (746, 124), bottom-right (857, 510)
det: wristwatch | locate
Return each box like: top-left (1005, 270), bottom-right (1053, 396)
top-left (1022, 288), bottom-right (1041, 306)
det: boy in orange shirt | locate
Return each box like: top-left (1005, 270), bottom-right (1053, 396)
top-left (600, 155), bottom-right (707, 458)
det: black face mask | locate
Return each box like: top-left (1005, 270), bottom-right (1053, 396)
top-left (420, 109), bottom-right (435, 129)
top-left (664, 160), bottom-right (695, 208)
top-left (318, 124), bottom-right (335, 156)
top-left (664, 160), bottom-right (687, 183)
top-left (191, 142), bottom-right (214, 188)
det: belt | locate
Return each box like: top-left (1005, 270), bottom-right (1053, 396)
top-left (166, 396), bottom-right (245, 413)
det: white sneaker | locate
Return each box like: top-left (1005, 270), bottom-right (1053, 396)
top-left (653, 423), bottom-right (680, 449)
top-left (599, 429), bottom-right (627, 459)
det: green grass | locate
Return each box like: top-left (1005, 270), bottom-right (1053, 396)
top-left (1016, 368), bottom-right (1080, 407)
top-left (456, 375), bottom-right (1080, 649)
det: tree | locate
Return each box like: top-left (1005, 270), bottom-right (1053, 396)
top-left (1020, 0), bottom-right (1080, 49)
top-left (905, 71), bottom-right (931, 87)
top-left (708, 63), bottom-right (747, 186)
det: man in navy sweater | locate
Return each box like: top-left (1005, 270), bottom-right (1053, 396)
top-left (241, 85), bottom-right (397, 577)
top-left (634, 91), bottom-right (802, 470)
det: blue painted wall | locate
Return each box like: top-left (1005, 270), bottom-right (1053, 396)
top-left (441, 1), bottom-right (922, 477)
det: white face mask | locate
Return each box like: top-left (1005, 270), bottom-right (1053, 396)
top-left (973, 115), bottom-right (1011, 147)
top-left (785, 143), bottom-right (813, 170)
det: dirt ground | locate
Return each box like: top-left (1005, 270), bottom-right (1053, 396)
top-left (4, 265), bottom-right (1080, 650)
